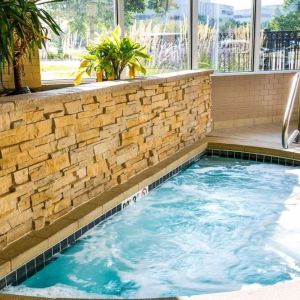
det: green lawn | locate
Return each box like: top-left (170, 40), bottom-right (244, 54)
top-left (41, 60), bottom-right (180, 81)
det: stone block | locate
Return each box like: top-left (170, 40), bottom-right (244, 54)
top-left (101, 113), bottom-right (117, 126)
top-left (33, 216), bottom-right (46, 230)
top-left (54, 115), bottom-right (77, 128)
top-left (0, 175), bottom-right (12, 196)
top-left (77, 108), bottom-right (102, 119)
top-left (57, 135), bottom-right (76, 150)
top-left (152, 93), bottom-right (166, 102)
top-left (13, 169), bottom-right (29, 185)
top-left (53, 197), bottom-right (71, 214)
top-left (116, 144), bottom-right (139, 165)
top-left (6, 219), bottom-right (32, 244)
top-left (83, 103), bottom-right (99, 111)
top-left (87, 160), bottom-right (109, 177)
top-left (70, 146), bottom-right (94, 164)
top-left (25, 110), bottom-right (44, 123)
top-left (64, 100), bottom-right (82, 114)
top-left (18, 195), bottom-right (31, 211)
top-left (0, 113), bottom-right (11, 132)
top-left (30, 153), bottom-right (70, 180)
top-left (0, 221), bottom-right (11, 236)
top-left (8, 208), bottom-right (32, 228)
top-left (76, 129), bottom-right (100, 143)
top-left (94, 137), bottom-right (120, 157)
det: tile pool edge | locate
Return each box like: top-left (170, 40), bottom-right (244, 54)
top-left (207, 149), bottom-right (300, 166)
top-left (1, 140), bottom-right (300, 293)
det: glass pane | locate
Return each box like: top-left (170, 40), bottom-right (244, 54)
top-left (41, 0), bottom-right (115, 80)
top-left (260, 0), bottom-right (300, 71)
top-left (124, 0), bottom-right (190, 75)
top-left (198, 0), bottom-right (253, 72)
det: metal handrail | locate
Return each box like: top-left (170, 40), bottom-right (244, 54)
top-left (282, 72), bottom-right (300, 149)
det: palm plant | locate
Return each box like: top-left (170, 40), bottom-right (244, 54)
top-left (74, 26), bottom-right (152, 85)
top-left (0, 0), bottom-right (63, 95)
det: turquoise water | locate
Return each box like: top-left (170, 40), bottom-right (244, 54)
top-left (4, 156), bottom-right (300, 299)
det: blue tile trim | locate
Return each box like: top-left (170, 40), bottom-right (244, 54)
top-left (0, 199), bottom-right (125, 289)
top-left (206, 148), bottom-right (300, 167)
top-left (148, 151), bottom-right (206, 192)
top-left (3, 148), bottom-right (299, 289)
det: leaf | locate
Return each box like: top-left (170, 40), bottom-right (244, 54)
top-left (114, 25), bottom-right (122, 39)
top-left (74, 71), bottom-right (85, 86)
top-left (79, 60), bottom-right (89, 68)
top-left (0, 0), bottom-right (63, 73)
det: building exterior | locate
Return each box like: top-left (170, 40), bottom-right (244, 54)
top-left (136, 1), bottom-right (280, 27)
top-left (198, 0), bottom-right (234, 24)
top-left (234, 5), bottom-right (281, 24)
top-left (135, 0), bottom-right (234, 24)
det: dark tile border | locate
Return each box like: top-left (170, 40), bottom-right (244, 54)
top-left (206, 148), bottom-right (300, 167)
top-left (2, 148), bottom-right (299, 290)
top-left (0, 203), bottom-right (124, 289)
top-left (148, 151), bottom-right (205, 192)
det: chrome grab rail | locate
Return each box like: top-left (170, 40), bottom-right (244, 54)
top-left (282, 72), bottom-right (300, 149)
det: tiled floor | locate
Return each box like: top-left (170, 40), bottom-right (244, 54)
top-left (208, 122), bottom-right (300, 153)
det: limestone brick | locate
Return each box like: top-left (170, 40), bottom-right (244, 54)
top-left (0, 71), bottom-right (212, 248)
top-left (13, 169), bottom-right (29, 185)
top-left (64, 100), bottom-right (82, 114)
top-left (0, 175), bottom-right (12, 196)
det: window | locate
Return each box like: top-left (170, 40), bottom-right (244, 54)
top-left (40, 0), bottom-right (115, 80)
top-left (260, 0), bottom-right (300, 70)
top-left (124, 0), bottom-right (190, 75)
top-left (197, 0), bottom-right (253, 72)
top-left (39, 0), bottom-right (299, 81)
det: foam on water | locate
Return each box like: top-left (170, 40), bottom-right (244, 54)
top-left (3, 156), bottom-right (300, 298)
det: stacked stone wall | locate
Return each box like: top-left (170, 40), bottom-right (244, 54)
top-left (0, 71), bottom-right (212, 249)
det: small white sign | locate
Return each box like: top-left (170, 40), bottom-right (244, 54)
top-left (121, 186), bottom-right (149, 210)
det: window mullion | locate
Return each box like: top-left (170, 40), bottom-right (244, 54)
top-left (115, 0), bottom-right (125, 36)
top-left (191, 0), bottom-right (199, 70)
top-left (253, 0), bottom-right (262, 72)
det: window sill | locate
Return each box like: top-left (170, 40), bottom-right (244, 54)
top-left (212, 70), bottom-right (299, 77)
top-left (39, 78), bottom-right (95, 91)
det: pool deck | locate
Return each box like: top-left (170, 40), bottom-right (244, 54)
top-left (208, 122), bottom-right (300, 153)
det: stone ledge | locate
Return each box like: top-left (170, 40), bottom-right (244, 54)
top-left (0, 70), bottom-right (213, 111)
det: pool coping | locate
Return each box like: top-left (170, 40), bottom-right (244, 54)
top-left (1, 138), bottom-right (300, 299)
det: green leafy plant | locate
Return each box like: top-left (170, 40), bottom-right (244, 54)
top-left (74, 26), bottom-right (152, 85)
top-left (0, 0), bottom-right (63, 95)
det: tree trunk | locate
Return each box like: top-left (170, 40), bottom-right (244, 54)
top-left (13, 59), bottom-right (24, 89)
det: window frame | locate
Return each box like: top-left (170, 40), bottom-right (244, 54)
top-left (40, 0), bottom-right (299, 83)
top-left (115, 0), bottom-right (294, 74)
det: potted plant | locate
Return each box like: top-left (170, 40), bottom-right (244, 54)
top-left (74, 26), bottom-right (152, 85)
top-left (0, 0), bottom-right (63, 95)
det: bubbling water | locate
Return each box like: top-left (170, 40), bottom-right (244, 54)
top-left (3, 156), bottom-right (300, 299)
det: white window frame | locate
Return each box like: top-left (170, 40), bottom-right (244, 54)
top-left (253, 0), bottom-right (262, 71)
top-left (115, 0), bottom-right (264, 73)
top-left (191, 0), bottom-right (199, 70)
top-left (115, 0), bottom-right (125, 36)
